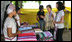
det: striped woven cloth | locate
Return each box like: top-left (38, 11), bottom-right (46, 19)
top-left (19, 27), bottom-right (32, 31)
top-left (37, 31), bottom-right (54, 41)
top-left (18, 32), bottom-right (36, 37)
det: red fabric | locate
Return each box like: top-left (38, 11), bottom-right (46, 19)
top-left (18, 32), bottom-right (35, 37)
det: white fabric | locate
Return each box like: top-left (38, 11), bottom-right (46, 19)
top-left (3, 17), bottom-right (17, 40)
top-left (17, 20), bottom-right (20, 26)
top-left (15, 14), bottom-right (20, 20)
top-left (6, 3), bottom-right (15, 14)
top-left (5, 37), bottom-right (17, 41)
top-left (15, 14), bottom-right (20, 26)
top-left (7, 8), bottom-right (13, 14)
top-left (55, 10), bottom-right (64, 28)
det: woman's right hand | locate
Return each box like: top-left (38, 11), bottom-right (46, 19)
top-left (17, 31), bottom-right (22, 34)
top-left (53, 21), bottom-right (55, 24)
top-left (40, 15), bottom-right (44, 18)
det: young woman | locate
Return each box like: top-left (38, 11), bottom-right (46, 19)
top-left (36, 5), bottom-right (45, 31)
top-left (3, 3), bottom-right (21, 41)
top-left (44, 5), bottom-right (56, 35)
top-left (54, 2), bottom-right (65, 41)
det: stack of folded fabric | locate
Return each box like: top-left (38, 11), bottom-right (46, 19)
top-left (30, 25), bottom-right (39, 28)
top-left (34, 28), bottom-right (43, 33)
top-left (18, 36), bottom-right (37, 41)
top-left (19, 27), bottom-right (32, 31)
top-left (42, 31), bottom-right (54, 41)
top-left (37, 31), bottom-right (54, 41)
top-left (17, 26), bottom-right (37, 41)
top-left (22, 30), bottom-right (34, 33)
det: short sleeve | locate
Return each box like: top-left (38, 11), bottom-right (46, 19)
top-left (7, 20), bottom-right (13, 28)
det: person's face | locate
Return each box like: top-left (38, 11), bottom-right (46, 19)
top-left (40, 8), bottom-right (43, 12)
top-left (56, 4), bottom-right (58, 8)
top-left (12, 9), bottom-right (16, 16)
top-left (47, 7), bottom-right (51, 12)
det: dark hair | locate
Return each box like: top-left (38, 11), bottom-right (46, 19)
top-left (39, 5), bottom-right (44, 11)
top-left (16, 7), bottom-right (20, 12)
top-left (46, 5), bottom-right (52, 10)
top-left (56, 1), bottom-right (65, 11)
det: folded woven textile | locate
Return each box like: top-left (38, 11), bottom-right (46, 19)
top-left (18, 32), bottom-right (36, 37)
top-left (18, 36), bottom-right (36, 38)
top-left (21, 29), bottom-right (34, 32)
top-left (37, 31), bottom-right (53, 41)
top-left (18, 37), bottom-right (36, 40)
top-left (19, 27), bottom-right (32, 31)
top-left (34, 29), bottom-right (43, 33)
top-left (43, 31), bottom-right (53, 37)
top-left (30, 25), bottom-right (38, 27)
top-left (22, 30), bottom-right (34, 33)
top-left (17, 39), bottom-right (37, 41)
top-left (20, 25), bottom-right (29, 27)
top-left (45, 38), bottom-right (54, 41)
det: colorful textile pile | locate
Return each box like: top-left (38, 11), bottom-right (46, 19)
top-left (18, 26), bottom-right (37, 41)
top-left (18, 36), bottom-right (37, 41)
top-left (37, 31), bottom-right (54, 41)
top-left (30, 25), bottom-right (39, 28)
top-left (19, 27), bottom-right (32, 31)
top-left (34, 28), bottom-right (43, 33)
top-left (18, 32), bottom-right (35, 37)
top-left (22, 30), bottom-right (34, 33)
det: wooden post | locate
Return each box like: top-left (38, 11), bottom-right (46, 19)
top-left (21, 1), bottom-right (22, 8)
top-left (63, 1), bottom-right (65, 6)
top-left (15, 1), bottom-right (18, 8)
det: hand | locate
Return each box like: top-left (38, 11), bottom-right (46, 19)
top-left (40, 15), bottom-right (44, 18)
top-left (17, 31), bottom-right (22, 34)
top-left (53, 21), bottom-right (55, 24)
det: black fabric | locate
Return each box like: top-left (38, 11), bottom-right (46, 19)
top-left (37, 11), bottom-right (45, 20)
top-left (56, 28), bottom-right (64, 41)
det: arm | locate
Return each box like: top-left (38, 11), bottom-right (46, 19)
top-left (7, 28), bottom-right (17, 38)
top-left (7, 28), bottom-right (21, 38)
top-left (40, 15), bottom-right (45, 19)
top-left (36, 15), bottom-right (39, 21)
top-left (15, 14), bottom-right (21, 27)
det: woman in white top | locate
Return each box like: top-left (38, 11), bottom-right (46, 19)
top-left (3, 3), bottom-right (21, 41)
top-left (54, 2), bottom-right (65, 41)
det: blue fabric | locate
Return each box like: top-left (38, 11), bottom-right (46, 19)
top-left (22, 30), bottom-right (34, 33)
top-left (30, 25), bottom-right (38, 27)
top-left (19, 27), bottom-right (32, 31)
